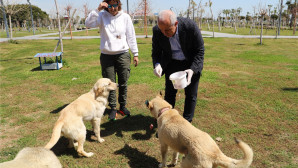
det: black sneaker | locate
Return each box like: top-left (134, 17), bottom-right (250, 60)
top-left (119, 107), bottom-right (130, 118)
top-left (108, 109), bottom-right (117, 121)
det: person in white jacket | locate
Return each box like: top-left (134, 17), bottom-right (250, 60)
top-left (85, 0), bottom-right (139, 121)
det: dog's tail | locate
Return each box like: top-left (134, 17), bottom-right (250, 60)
top-left (217, 138), bottom-right (253, 168)
top-left (44, 120), bottom-right (64, 149)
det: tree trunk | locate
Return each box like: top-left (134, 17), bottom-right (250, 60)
top-left (234, 17), bottom-right (237, 33)
top-left (54, 0), bottom-right (63, 52)
top-left (293, 8), bottom-right (296, 35)
top-left (9, 14), bottom-right (12, 39)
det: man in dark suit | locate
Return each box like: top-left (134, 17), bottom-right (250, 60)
top-left (152, 10), bottom-right (204, 122)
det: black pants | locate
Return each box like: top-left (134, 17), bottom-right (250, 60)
top-left (164, 60), bottom-right (201, 122)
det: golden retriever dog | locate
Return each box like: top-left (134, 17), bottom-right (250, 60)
top-left (0, 147), bottom-right (62, 168)
top-left (145, 94), bottom-right (253, 168)
top-left (45, 78), bottom-right (117, 157)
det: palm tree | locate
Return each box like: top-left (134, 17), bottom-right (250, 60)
top-left (286, 0), bottom-right (297, 34)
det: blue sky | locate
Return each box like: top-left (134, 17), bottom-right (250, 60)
top-left (19, 0), bottom-right (282, 18)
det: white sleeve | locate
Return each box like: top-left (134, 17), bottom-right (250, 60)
top-left (85, 9), bottom-right (101, 28)
top-left (125, 16), bottom-right (139, 56)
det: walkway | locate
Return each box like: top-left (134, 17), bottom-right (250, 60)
top-left (1, 30), bottom-right (297, 43)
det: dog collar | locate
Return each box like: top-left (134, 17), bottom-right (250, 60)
top-left (158, 107), bottom-right (171, 118)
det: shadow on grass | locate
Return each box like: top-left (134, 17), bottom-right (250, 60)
top-left (50, 104), bottom-right (69, 114)
top-left (31, 66), bottom-right (42, 71)
top-left (282, 87), bottom-right (298, 92)
top-left (50, 137), bottom-right (79, 158)
top-left (114, 144), bottom-right (159, 168)
top-left (100, 114), bottom-right (157, 140)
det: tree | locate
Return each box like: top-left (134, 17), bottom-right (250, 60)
top-left (259, 4), bottom-right (267, 45)
top-left (0, 4), bottom-right (49, 29)
top-left (64, 4), bottom-right (73, 39)
top-left (278, 0), bottom-right (284, 35)
top-left (187, 0), bottom-right (191, 18)
top-left (208, 0), bottom-right (214, 37)
top-left (0, 0), bottom-right (9, 38)
top-left (83, 3), bottom-right (90, 35)
top-left (286, 0), bottom-right (297, 34)
top-left (197, 0), bottom-right (204, 29)
top-left (134, 0), bottom-right (152, 37)
top-left (0, 0), bottom-right (27, 39)
top-left (191, 0), bottom-right (197, 21)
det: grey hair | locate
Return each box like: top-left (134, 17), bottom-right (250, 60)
top-left (158, 10), bottom-right (177, 26)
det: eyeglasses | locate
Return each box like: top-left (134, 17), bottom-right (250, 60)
top-left (108, 3), bottom-right (118, 8)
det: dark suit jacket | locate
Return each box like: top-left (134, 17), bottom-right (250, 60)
top-left (152, 17), bottom-right (204, 75)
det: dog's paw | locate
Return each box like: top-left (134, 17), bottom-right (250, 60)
top-left (85, 152), bottom-right (94, 157)
top-left (158, 163), bottom-right (166, 168)
top-left (73, 142), bottom-right (78, 147)
top-left (98, 138), bottom-right (105, 143)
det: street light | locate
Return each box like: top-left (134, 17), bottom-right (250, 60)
top-left (27, 0), bottom-right (35, 35)
top-left (127, 0), bottom-right (129, 14)
top-left (0, 0), bottom-right (9, 38)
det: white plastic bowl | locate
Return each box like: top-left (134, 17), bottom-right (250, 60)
top-left (169, 71), bottom-right (187, 89)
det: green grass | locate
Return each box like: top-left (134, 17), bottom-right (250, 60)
top-left (0, 28), bottom-right (58, 38)
top-left (202, 24), bottom-right (298, 36)
top-left (0, 38), bottom-right (297, 168)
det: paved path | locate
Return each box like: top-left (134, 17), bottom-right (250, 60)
top-left (1, 30), bottom-right (297, 42)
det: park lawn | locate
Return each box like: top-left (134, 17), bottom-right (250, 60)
top-left (0, 38), bottom-right (297, 168)
top-left (201, 25), bottom-right (298, 36)
top-left (0, 28), bottom-right (58, 38)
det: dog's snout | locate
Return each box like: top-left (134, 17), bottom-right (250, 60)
top-left (145, 100), bottom-right (149, 107)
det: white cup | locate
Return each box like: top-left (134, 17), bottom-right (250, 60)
top-left (169, 71), bottom-right (187, 89)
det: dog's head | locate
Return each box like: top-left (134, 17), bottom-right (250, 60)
top-left (145, 92), bottom-right (172, 119)
top-left (93, 78), bottom-right (117, 99)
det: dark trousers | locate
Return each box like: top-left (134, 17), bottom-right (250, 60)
top-left (100, 52), bottom-right (131, 109)
top-left (164, 60), bottom-right (201, 122)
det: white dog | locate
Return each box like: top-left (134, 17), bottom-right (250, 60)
top-left (45, 78), bottom-right (117, 157)
top-left (0, 147), bottom-right (62, 168)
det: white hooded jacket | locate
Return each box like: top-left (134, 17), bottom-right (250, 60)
top-left (85, 9), bottom-right (138, 56)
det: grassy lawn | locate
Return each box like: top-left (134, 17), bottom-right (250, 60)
top-left (0, 28), bottom-right (58, 38)
top-left (201, 25), bottom-right (298, 36)
top-left (0, 38), bottom-right (297, 168)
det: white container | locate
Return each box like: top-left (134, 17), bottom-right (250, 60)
top-left (169, 71), bottom-right (187, 89)
top-left (41, 63), bottom-right (63, 70)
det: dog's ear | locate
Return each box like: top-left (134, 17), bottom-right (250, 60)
top-left (145, 100), bottom-right (149, 107)
top-left (94, 87), bottom-right (104, 99)
top-left (145, 100), bottom-right (153, 109)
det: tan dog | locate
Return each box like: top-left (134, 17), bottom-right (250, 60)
top-left (45, 78), bottom-right (117, 157)
top-left (146, 94), bottom-right (253, 168)
top-left (0, 147), bottom-right (62, 168)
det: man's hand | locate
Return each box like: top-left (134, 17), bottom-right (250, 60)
top-left (185, 69), bottom-right (193, 85)
top-left (133, 57), bottom-right (139, 67)
top-left (153, 64), bottom-right (162, 78)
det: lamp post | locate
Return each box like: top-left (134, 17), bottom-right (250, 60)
top-left (127, 0), bottom-right (129, 14)
top-left (0, 0), bottom-right (9, 38)
top-left (27, 0), bottom-right (35, 35)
